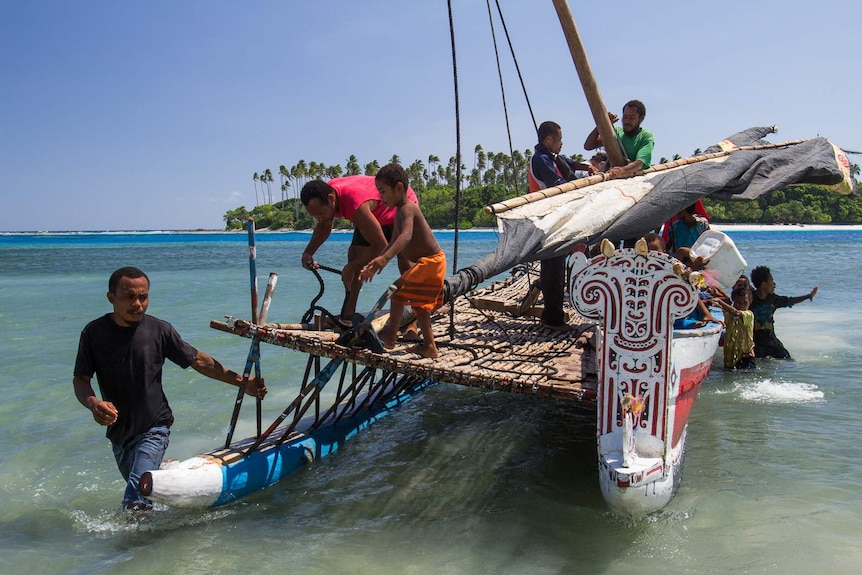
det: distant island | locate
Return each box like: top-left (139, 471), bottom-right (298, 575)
top-left (225, 151), bottom-right (862, 231)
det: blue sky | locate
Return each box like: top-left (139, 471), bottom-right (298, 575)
top-left (1, 0), bottom-right (859, 232)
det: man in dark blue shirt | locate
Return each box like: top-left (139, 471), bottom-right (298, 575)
top-left (527, 121), bottom-right (596, 330)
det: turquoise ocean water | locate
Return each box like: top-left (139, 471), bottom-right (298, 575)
top-left (1, 227), bottom-right (861, 574)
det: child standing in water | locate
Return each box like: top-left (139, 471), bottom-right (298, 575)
top-left (360, 164), bottom-right (446, 359)
top-left (750, 265), bottom-right (818, 360)
top-left (715, 284), bottom-right (756, 370)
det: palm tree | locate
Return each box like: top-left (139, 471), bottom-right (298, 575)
top-left (291, 161), bottom-right (308, 220)
top-left (295, 159), bottom-right (308, 185)
top-left (511, 149), bottom-right (527, 191)
top-left (326, 164), bottom-right (343, 179)
top-left (473, 144), bottom-right (483, 171)
top-left (364, 160), bottom-right (380, 175)
top-left (278, 165), bottom-right (290, 203)
top-left (389, 154), bottom-right (401, 166)
top-left (406, 159), bottom-right (426, 196)
top-left (263, 168), bottom-right (274, 204)
top-left (491, 152), bottom-right (507, 186)
top-left (427, 154), bottom-right (440, 186)
top-left (252, 172), bottom-right (260, 206)
top-left (477, 146), bottom-right (487, 176)
top-left (280, 180), bottom-right (290, 209)
top-left (345, 155), bottom-right (361, 175)
top-left (468, 167), bottom-right (481, 188)
top-left (436, 164), bottom-right (446, 186)
top-left (314, 162), bottom-right (327, 180)
top-left (444, 155), bottom-right (467, 188)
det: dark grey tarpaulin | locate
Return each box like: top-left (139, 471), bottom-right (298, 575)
top-left (443, 128), bottom-right (853, 302)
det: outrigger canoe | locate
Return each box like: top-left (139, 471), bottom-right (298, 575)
top-left (139, 1), bottom-right (854, 516)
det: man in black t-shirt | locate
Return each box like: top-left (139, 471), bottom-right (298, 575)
top-left (73, 267), bottom-right (266, 510)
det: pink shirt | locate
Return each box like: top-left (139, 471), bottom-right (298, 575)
top-left (328, 175), bottom-right (418, 226)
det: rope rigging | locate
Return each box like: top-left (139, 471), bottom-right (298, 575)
top-left (446, 0), bottom-right (463, 339)
top-left (446, 0), bottom-right (537, 333)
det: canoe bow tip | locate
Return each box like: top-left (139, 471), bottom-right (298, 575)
top-left (139, 471), bottom-right (153, 497)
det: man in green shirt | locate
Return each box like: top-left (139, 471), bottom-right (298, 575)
top-left (584, 99), bottom-right (653, 179)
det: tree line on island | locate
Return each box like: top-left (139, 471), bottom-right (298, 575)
top-left (223, 146), bottom-right (862, 230)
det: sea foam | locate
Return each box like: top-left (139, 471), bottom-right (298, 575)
top-left (735, 378), bottom-right (825, 404)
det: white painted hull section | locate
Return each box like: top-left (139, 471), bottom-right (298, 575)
top-left (143, 379), bottom-right (432, 508)
top-left (148, 457), bottom-right (224, 508)
top-left (599, 429), bottom-right (686, 516)
top-left (570, 242), bottom-right (721, 517)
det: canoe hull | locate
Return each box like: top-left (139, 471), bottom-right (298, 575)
top-left (142, 378), bottom-right (433, 508)
top-left (597, 326), bottom-right (720, 516)
top-left (570, 241), bottom-right (720, 516)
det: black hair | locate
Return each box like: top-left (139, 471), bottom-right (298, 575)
top-left (109, 267), bottom-right (149, 293)
top-left (731, 285), bottom-right (749, 300)
top-left (623, 99), bottom-right (646, 119)
top-left (642, 232), bottom-right (666, 252)
top-left (375, 163), bottom-right (409, 190)
top-left (300, 180), bottom-right (335, 206)
top-left (750, 265), bottom-right (771, 289)
top-left (537, 121), bottom-right (562, 143)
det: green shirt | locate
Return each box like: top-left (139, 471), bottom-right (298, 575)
top-left (614, 126), bottom-right (654, 169)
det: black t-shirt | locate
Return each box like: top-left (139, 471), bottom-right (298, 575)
top-left (74, 314), bottom-right (197, 447)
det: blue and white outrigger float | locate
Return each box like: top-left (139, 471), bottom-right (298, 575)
top-left (140, 1), bottom-right (854, 516)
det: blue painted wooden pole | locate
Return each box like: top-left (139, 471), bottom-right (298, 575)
top-left (224, 218), bottom-right (261, 448)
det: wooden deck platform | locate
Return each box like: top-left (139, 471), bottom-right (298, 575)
top-left (211, 268), bottom-right (599, 402)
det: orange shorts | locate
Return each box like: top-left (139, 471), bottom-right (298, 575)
top-left (391, 250), bottom-right (446, 313)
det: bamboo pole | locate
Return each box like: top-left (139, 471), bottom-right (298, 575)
top-left (551, 0), bottom-right (625, 168)
top-left (486, 139), bottom-right (810, 214)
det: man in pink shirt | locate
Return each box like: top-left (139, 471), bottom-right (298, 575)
top-left (300, 175), bottom-right (419, 321)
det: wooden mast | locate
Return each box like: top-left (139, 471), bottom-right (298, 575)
top-left (550, 0), bottom-right (626, 168)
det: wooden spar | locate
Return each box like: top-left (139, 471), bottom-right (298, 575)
top-left (485, 139), bottom-right (810, 214)
top-left (225, 219), bottom-right (269, 447)
top-left (208, 264), bottom-right (599, 404)
top-left (246, 218), bottom-right (263, 437)
top-left (247, 218), bottom-right (259, 325)
top-left (258, 273), bottom-right (278, 324)
top-left (551, 0), bottom-right (625, 168)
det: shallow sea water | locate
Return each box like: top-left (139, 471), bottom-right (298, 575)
top-left (1, 228), bottom-right (860, 574)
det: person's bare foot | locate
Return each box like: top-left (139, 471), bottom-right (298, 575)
top-left (409, 344), bottom-right (438, 358)
top-left (382, 337), bottom-right (397, 350)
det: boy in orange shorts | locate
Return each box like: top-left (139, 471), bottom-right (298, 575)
top-left (360, 163), bottom-right (446, 358)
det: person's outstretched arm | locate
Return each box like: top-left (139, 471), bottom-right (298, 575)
top-left (191, 351), bottom-right (267, 397)
top-left (794, 286), bottom-right (818, 304)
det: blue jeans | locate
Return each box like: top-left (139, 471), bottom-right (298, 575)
top-left (112, 425), bottom-right (170, 509)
